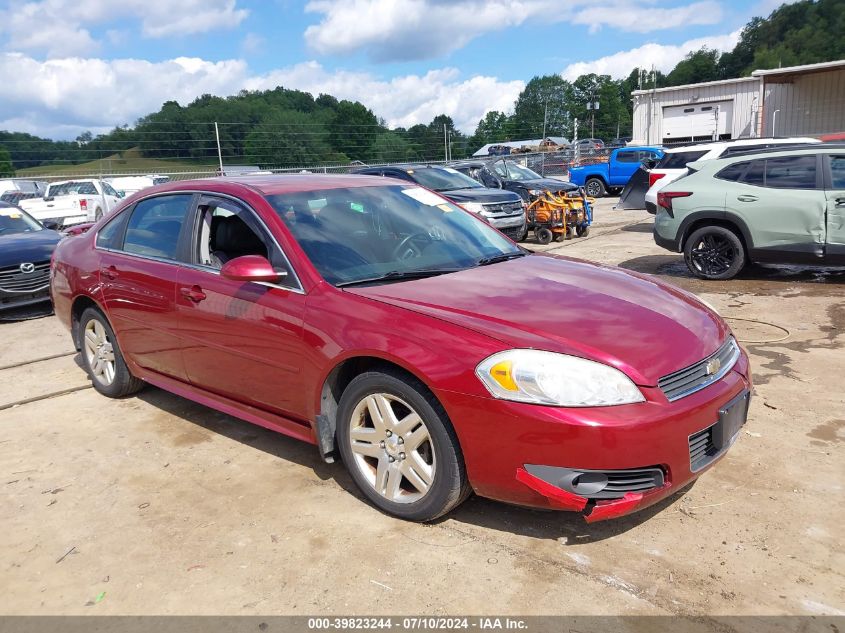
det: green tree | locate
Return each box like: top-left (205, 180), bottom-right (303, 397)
top-left (0, 146), bottom-right (13, 177)
top-left (665, 48), bottom-right (722, 86)
top-left (328, 100), bottom-right (380, 162)
top-left (571, 74), bottom-right (630, 141)
top-left (244, 110), bottom-right (335, 168)
top-left (370, 131), bottom-right (416, 163)
top-left (510, 75), bottom-right (573, 139)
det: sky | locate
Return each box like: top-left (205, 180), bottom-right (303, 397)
top-left (0, 0), bottom-right (790, 139)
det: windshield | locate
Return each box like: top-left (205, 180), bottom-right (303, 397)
top-left (47, 181), bottom-right (98, 197)
top-left (501, 161), bottom-right (542, 181)
top-left (0, 206), bottom-right (43, 235)
top-left (407, 167), bottom-right (482, 192)
top-left (266, 185), bottom-right (522, 286)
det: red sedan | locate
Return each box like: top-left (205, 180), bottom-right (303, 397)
top-left (50, 175), bottom-right (751, 522)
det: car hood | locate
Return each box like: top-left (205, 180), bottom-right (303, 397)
top-left (347, 254), bottom-right (729, 386)
top-left (439, 188), bottom-right (522, 204)
top-left (0, 229), bottom-right (62, 267)
top-left (512, 178), bottom-right (578, 192)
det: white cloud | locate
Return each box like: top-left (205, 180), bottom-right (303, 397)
top-left (561, 30), bottom-right (742, 81)
top-left (0, 0), bottom-right (248, 55)
top-left (303, 0), bottom-right (725, 61)
top-left (0, 53), bottom-right (524, 138)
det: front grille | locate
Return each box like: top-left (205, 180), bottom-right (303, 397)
top-left (499, 225), bottom-right (524, 240)
top-left (598, 467), bottom-right (665, 499)
top-left (0, 261), bottom-right (51, 293)
top-left (658, 337), bottom-right (740, 401)
top-left (688, 425), bottom-right (716, 471)
top-left (483, 201), bottom-right (524, 217)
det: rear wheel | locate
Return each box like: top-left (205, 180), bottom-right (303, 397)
top-left (585, 178), bottom-right (606, 198)
top-left (94, 207), bottom-right (103, 221)
top-left (79, 307), bottom-right (145, 397)
top-left (576, 224), bottom-right (590, 237)
top-left (337, 369), bottom-right (469, 522)
top-left (684, 226), bottom-right (745, 280)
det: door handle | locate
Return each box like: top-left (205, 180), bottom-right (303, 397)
top-left (836, 197), bottom-right (845, 207)
top-left (100, 265), bottom-right (118, 280)
top-left (180, 285), bottom-right (207, 303)
top-left (737, 195), bottom-right (758, 202)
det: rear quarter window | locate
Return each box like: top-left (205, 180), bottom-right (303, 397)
top-left (716, 161), bottom-right (750, 182)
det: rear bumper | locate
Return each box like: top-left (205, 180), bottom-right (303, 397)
top-left (645, 201), bottom-right (657, 215)
top-left (442, 349), bottom-right (751, 522)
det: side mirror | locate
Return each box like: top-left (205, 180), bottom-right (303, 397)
top-left (41, 220), bottom-right (60, 230)
top-left (641, 158), bottom-right (659, 170)
top-left (219, 255), bottom-right (285, 283)
top-left (117, 191), bottom-right (126, 198)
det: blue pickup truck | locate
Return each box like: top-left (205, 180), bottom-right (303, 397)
top-left (568, 146), bottom-right (664, 197)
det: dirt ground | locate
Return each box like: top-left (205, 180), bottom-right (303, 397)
top-left (1, 199), bottom-right (843, 618)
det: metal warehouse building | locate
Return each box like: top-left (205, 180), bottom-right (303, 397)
top-left (632, 59), bottom-right (845, 145)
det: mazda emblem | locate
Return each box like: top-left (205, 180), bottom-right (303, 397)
top-left (19, 262), bottom-right (35, 274)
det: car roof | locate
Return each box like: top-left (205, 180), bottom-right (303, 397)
top-left (688, 143), bottom-right (845, 171)
top-left (143, 173), bottom-right (402, 197)
top-left (664, 137), bottom-right (820, 154)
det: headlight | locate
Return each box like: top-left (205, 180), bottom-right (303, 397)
top-left (476, 349), bottom-right (645, 407)
top-left (527, 189), bottom-right (544, 196)
top-left (461, 202), bottom-right (486, 215)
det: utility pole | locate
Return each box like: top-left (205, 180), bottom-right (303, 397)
top-left (443, 124), bottom-right (448, 162)
top-left (214, 122), bottom-right (224, 175)
top-left (541, 100), bottom-right (548, 176)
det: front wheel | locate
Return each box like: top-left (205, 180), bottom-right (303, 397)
top-left (79, 307), bottom-right (145, 397)
top-left (576, 224), bottom-right (590, 237)
top-left (536, 227), bottom-right (553, 244)
top-left (585, 178), bottom-right (606, 198)
top-left (336, 369), bottom-right (469, 522)
top-left (684, 226), bottom-right (746, 280)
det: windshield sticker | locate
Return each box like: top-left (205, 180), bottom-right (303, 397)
top-left (0, 209), bottom-right (21, 219)
top-left (442, 167), bottom-right (461, 174)
top-left (400, 187), bottom-right (446, 207)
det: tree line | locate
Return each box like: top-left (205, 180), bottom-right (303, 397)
top-left (1, 0), bottom-right (841, 174)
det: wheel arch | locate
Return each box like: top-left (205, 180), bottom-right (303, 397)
top-left (679, 212), bottom-right (753, 258)
top-left (314, 354), bottom-right (442, 463)
top-left (70, 294), bottom-right (104, 350)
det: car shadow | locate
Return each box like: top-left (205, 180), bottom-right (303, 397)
top-left (132, 386), bottom-right (692, 544)
top-left (619, 222), bottom-right (654, 234)
top-left (617, 254), bottom-right (845, 296)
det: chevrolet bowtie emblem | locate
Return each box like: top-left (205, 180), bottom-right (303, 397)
top-left (705, 358), bottom-right (721, 375)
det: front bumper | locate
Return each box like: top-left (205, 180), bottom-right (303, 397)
top-left (443, 349), bottom-right (751, 522)
top-left (0, 289), bottom-right (52, 312)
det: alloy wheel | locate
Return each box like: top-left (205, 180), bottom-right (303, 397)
top-left (83, 318), bottom-right (116, 386)
top-left (689, 233), bottom-right (737, 277)
top-left (348, 393), bottom-right (436, 504)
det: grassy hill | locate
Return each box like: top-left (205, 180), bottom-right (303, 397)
top-left (16, 148), bottom-right (215, 177)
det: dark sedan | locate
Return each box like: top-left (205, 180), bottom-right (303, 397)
top-left (0, 202), bottom-right (62, 313)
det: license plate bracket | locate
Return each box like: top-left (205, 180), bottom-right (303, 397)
top-left (714, 390), bottom-right (751, 450)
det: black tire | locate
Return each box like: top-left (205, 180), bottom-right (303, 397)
top-left (94, 207), bottom-right (103, 221)
top-left (585, 177), bottom-right (606, 198)
top-left (336, 368), bottom-right (470, 522)
top-left (516, 225), bottom-right (529, 242)
top-left (78, 307), bottom-right (145, 398)
top-left (683, 226), bottom-right (746, 280)
top-left (536, 227), bottom-right (553, 244)
top-left (576, 224), bottom-right (590, 237)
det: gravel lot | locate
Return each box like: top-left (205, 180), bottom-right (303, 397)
top-left (1, 199), bottom-right (843, 618)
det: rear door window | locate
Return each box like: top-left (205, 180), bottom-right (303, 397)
top-left (764, 155), bottom-right (817, 189)
top-left (658, 150), bottom-right (708, 169)
top-left (122, 194), bottom-right (193, 260)
top-left (742, 160), bottom-right (766, 187)
top-left (616, 151), bottom-right (638, 163)
top-left (830, 156), bottom-right (845, 189)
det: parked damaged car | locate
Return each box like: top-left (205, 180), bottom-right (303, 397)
top-left (449, 158), bottom-right (579, 203)
top-left (52, 175), bottom-right (751, 523)
top-left (654, 144), bottom-right (845, 279)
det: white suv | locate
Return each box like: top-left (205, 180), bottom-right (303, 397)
top-left (644, 137), bottom-right (820, 213)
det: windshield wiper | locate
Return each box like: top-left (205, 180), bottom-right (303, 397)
top-left (475, 252), bottom-right (527, 267)
top-left (336, 268), bottom-right (462, 287)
